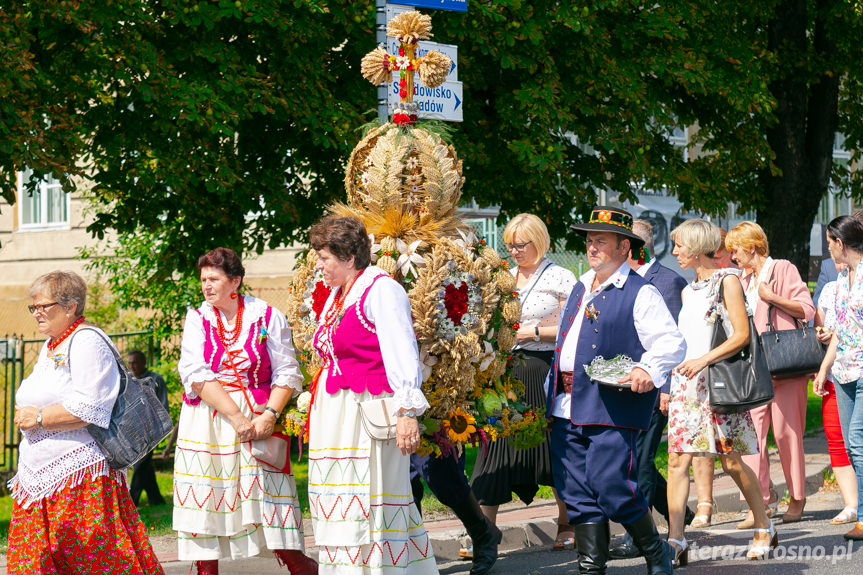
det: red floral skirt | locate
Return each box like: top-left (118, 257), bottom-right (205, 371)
top-left (7, 473), bottom-right (164, 574)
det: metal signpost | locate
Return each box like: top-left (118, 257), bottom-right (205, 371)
top-left (382, 2), bottom-right (464, 122)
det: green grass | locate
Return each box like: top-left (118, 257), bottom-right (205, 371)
top-left (653, 383), bottom-right (825, 479)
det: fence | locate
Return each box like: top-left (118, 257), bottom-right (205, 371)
top-left (1, 330), bottom-right (159, 474)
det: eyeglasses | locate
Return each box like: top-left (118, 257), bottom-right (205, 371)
top-left (505, 241), bottom-right (533, 252)
top-left (28, 302), bottom-right (59, 314)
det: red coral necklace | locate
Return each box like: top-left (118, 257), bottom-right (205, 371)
top-left (322, 273), bottom-right (360, 328)
top-left (215, 296), bottom-right (244, 347)
top-left (47, 316), bottom-right (86, 351)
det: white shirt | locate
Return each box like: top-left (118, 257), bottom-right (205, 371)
top-left (10, 327), bottom-right (121, 507)
top-left (178, 295), bottom-right (303, 397)
top-left (636, 258), bottom-right (656, 277)
top-left (549, 262), bottom-right (687, 419)
top-left (513, 258), bottom-right (577, 352)
top-left (316, 266), bottom-right (430, 416)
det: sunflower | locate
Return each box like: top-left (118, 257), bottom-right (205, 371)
top-left (444, 407), bottom-right (477, 443)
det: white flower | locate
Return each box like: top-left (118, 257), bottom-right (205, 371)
top-left (419, 345), bottom-right (440, 382)
top-left (396, 56), bottom-right (412, 70)
top-left (474, 339), bottom-right (496, 372)
top-left (369, 233), bottom-right (381, 263)
top-left (395, 238), bottom-right (426, 278)
top-left (405, 156), bottom-right (419, 170)
top-left (296, 391), bottom-right (312, 413)
top-left (453, 228), bottom-right (478, 250)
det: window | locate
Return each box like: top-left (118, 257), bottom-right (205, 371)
top-left (18, 169), bottom-right (69, 229)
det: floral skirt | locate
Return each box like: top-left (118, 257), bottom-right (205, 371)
top-left (307, 382), bottom-right (438, 575)
top-left (667, 370), bottom-right (759, 455)
top-left (7, 473), bottom-right (164, 574)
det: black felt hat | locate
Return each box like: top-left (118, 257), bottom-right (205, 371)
top-left (570, 206), bottom-right (645, 248)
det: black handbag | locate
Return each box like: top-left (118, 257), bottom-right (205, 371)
top-left (758, 267), bottom-right (824, 378)
top-left (70, 327), bottom-right (174, 469)
top-left (707, 279), bottom-right (774, 414)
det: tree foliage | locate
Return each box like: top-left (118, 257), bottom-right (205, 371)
top-left (3, 1), bottom-right (863, 332)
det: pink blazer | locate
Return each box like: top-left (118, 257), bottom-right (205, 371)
top-left (742, 259), bottom-right (816, 386)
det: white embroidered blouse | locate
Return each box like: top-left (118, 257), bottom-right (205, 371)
top-left (513, 258), bottom-right (577, 352)
top-left (9, 327), bottom-right (121, 508)
top-left (178, 295), bottom-right (303, 398)
top-left (316, 266), bottom-right (430, 416)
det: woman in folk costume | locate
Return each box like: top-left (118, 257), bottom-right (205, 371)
top-left (8, 271), bottom-right (163, 574)
top-left (306, 215), bottom-right (437, 574)
top-left (174, 247), bottom-right (316, 575)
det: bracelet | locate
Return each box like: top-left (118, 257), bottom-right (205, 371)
top-left (399, 409), bottom-right (417, 418)
top-left (264, 406), bottom-right (280, 419)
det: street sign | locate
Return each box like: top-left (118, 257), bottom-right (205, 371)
top-left (386, 38), bottom-right (458, 81)
top-left (389, 80), bottom-right (463, 122)
top-left (388, 0), bottom-right (467, 12)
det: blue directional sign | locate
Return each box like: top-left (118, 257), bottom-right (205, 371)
top-left (389, 81), bottom-right (463, 122)
top-left (390, 0), bottom-right (467, 12)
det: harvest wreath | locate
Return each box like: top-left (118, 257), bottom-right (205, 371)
top-left (282, 10), bottom-right (545, 457)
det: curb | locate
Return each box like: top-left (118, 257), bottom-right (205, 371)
top-left (423, 437), bottom-right (832, 561)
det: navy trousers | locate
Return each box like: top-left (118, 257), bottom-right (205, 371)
top-left (635, 406), bottom-right (670, 520)
top-left (550, 417), bottom-right (650, 525)
top-left (410, 451), bottom-right (470, 510)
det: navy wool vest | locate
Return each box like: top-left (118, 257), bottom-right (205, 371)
top-left (569, 271), bottom-right (658, 430)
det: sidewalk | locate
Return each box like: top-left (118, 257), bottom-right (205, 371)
top-left (0, 433), bottom-right (833, 573)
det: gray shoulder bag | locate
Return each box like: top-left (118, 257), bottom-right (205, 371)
top-left (70, 327), bottom-right (173, 469)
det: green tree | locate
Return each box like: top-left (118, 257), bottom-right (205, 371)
top-left (2, 0), bottom-right (377, 333)
top-left (4, 0), bottom-right (863, 332)
top-left (433, 1), bottom-right (863, 272)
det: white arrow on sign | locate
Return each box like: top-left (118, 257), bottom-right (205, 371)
top-left (389, 80), bottom-right (463, 122)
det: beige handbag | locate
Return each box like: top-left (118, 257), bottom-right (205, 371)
top-left (358, 397), bottom-right (397, 442)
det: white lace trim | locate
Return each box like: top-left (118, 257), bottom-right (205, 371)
top-left (390, 387), bottom-right (430, 416)
top-left (63, 398), bottom-right (112, 428)
top-left (271, 373), bottom-right (304, 392)
top-left (7, 441), bottom-right (125, 508)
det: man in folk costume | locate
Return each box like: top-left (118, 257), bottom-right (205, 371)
top-left (545, 206), bottom-right (686, 575)
top-left (610, 219), bottom-right (693, 559)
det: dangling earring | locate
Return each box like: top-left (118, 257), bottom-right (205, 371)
top-left (230, 292), bottom-right (238, 300)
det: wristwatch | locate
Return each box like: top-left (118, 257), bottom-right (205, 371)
top-left (264, 406), bottom-right (280, 419)
top-left (533, 326), bottom-right (541, 343)
top-left (399, 409), bottom-right (418, 418)
top-left (36, 409), bottom-right (43, 429)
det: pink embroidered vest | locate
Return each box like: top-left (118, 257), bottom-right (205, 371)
top-left (315, 274), bottom-right (393, 396)
top-left (183, 299), bottom-right (273, 406)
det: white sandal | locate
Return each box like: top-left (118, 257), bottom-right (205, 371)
top-left (691, 501), bottom-right (714, 528)
top-left (668, 537), bottom-right (688, 568)
top-left (746, 520), bottom-right (777, 561)
top-left (830, 507), bottom-right (858, 525)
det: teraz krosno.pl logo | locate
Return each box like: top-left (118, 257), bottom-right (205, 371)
top-left (687, 540), bottom-right (855, 564)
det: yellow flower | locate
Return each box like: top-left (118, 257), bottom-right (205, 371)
top-left (483, 424), bottom-right (499, 441)
top-left (443, 407), bottom-right (477, 443)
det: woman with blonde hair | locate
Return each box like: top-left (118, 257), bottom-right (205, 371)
top-left (469, 213), bottom-right (577, 550)
top-left (666, 219), bottom-right (775, 564)
top-left (725, 221), bottom-right (815, 527)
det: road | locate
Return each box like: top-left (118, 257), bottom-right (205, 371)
top-left (158, 485), bottom-right (862, 574)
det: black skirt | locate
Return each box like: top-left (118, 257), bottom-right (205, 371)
top-left (470, 349), bottom-right (555, 506)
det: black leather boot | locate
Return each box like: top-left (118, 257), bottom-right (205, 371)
top-left (608, 531), bottom-right (640, 560)
top-left (622, 513), bottom-right (673, 575)
top-left (573, 522), bottom-right (610, 574)
top-left (450, 493), bottom-right (502, 575)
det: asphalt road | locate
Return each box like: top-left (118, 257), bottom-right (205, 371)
top-left (158, 484), bottom-right (861, 574)
top-left (434, 487), bottom-right (862, 575)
